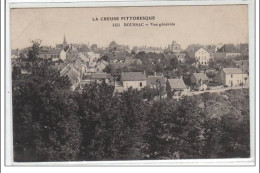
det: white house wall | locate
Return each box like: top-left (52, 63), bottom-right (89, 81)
top-left (195, 48), bottom-right (212, 65)
top-left (123, 81), bottom-right (147, 90)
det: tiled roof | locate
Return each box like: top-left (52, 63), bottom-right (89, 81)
top-left (185, 44), bottom-right (202, 52)
top-left (66, 50), bottom-right (79, 59)
top-left (218, 44), bottom-right (240, 53)
top-left (193, 47), bottom-right (201, 52)
top-left (147, 76), bottom-right (166, 85)
top-left (239, 44), bottom-right (248, 51)
top-left (91, 73), bottom-right (109, 79)
top-left (214, 52), bottom-right (226, 59)
top-left (124, 58), bottom-right (142, 64)
top-left (223, 68), bottom-right (243, 74)
top-left (167, 78), bottom-right (186, 89)
top-left (63, 45), bottom-right (70, 52)
top-left (194, 47), bottom-right (210, 54)
top-left (121, 72), bottom-right (147, 81)
top-left (67, 68), bottom-right (80, 82)
top-left (39, 49), bottom-right (62, 55)
top-left (79, 52), bottom-right (89, 62)
top-left (60, 65), bottom-right (80, 83)
top-left (192, 73), bottom-right (209, 81)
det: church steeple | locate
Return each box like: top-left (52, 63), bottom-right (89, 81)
top-left (63, 34), bottom-right (67, 48)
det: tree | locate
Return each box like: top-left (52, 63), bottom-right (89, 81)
top-left (168, 56), bottom-right (179, 71)
top-left (28, 39), bottom-right (41, 61)
top-left (201, 90), bottom-right (250, 158)
top-left (91, 44), bottom-right (98, 51)
top-left (13, 61), bottom-right (82, 161)
top-left (206, 71), bottom-right (216, 79)
top-left (145, 95), bottom-right (206, 159)
top-left (108, 41), bottom-right (118, 51)
top-left (131, 50), bottom-right (136, 56)
top-left (81, 44), bottom-right (90, 52)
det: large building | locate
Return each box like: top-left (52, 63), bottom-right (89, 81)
top-left (215, 68), bottom-right (248, 87)
top-left (194, 47), bottom-right (212, 66)
top-left (168, 40), bottom-right (182, 53)
top-left (38, 35), bottom-right (71, 61)
top-left (38, 49), bottom-right (62, 60)
top-left (217, 44), bottom-right (241, 58)
top-left (120, 72), bottom-right (147, 90)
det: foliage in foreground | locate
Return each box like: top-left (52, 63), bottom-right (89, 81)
top-left (12, 62), bottom-right (250, 161)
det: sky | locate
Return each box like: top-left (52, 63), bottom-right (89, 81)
top-left (10, 5), bottom-right (248, 50)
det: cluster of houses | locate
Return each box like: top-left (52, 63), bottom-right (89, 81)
top-left (75, 66), bottom-right (248, 98)
top-left (11, 37), bottom-right (249, 97)
top-left (185, 43), bottom-right (248, 65)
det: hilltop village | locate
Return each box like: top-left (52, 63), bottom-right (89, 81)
top-left (11, 36), bottom-right (249, 98)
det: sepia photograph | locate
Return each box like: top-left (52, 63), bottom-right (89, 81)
top-left (8, 2), bottom-right (253, 165)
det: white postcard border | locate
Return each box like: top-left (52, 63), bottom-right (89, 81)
top-left (4, 0), bottom-right (256, 166)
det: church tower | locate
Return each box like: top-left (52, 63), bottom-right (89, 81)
top-left (63, 34), bottom-right (67, 48)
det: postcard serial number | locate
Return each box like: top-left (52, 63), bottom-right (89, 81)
top-left (112, 22), bottom-right (175, 27)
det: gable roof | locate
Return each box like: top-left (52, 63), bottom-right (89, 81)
top-left (91, 73), bottom-right (111, 79)
top-left (124, 57), bottom-right (142, 64)
top-left (218, 44), bottom-right (240, 53)
top-left (39, 49), bottom-right (62, 55)
top-left (79, 52), bottom-right (89, 62)
top-left (214, 52), bottom-right (226, 59)
top-left (194, 47), bottom-right (210, 54)
top-left (121, 72), bottom-right (147, 81)
top-left (185, 44), bottom-right (202, 52)
top-left (192, 73), bottom-right (209, 81)
top-left (60, 65), bottom-right (81, 83)
top-left (67, 50), bottom-right (78, 58)
top-left (167, 78), bottom-right (186, 89)
top-left (223, 68), bottom-right (243, 74)
top-left (147, 76), bottom-right (166, 86)
top-left (63, 45), bottom-right (70, 52)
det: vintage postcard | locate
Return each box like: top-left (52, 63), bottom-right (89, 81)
top-left (5, 0), bottom-right (256, 166)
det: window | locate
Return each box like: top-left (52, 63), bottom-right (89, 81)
top-left (57, 55), bottom-right (59, 58)
top-left (51, 55), bottom-right (53, 58)
top-left (140, 82), bottom-right (142, 87)
top-left (54, 55), bottom-right (56, 58)
top-left (231, 74), bottom-right (233, 78)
